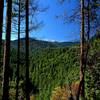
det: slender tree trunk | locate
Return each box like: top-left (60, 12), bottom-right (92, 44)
top-left (15, 0), bottom-right (21, 100)
top-left (83, 0), bottom-right (90, 99)
top-left (77, 0), bottom-right (85, 99)
top-left (84, 0), bottom-right (90, 83)
top-left (25, 0), bottom-right (30, 99)
top-left (0, 0), bottom-right (4, 63)
top-left (2, 0), bottom-right (12, 100)
top-left (80, 0), bottom-right (85, 98)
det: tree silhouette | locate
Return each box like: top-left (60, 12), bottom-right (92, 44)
top-left (15, 0), bottom-right (21, 99)
top-left (25, 0), bottom-right (30, 99)
top-left (2, 0), bottom-right (12, 100)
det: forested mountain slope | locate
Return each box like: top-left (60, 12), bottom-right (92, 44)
top-left (0, 35), bottom-right (100, 99)
top-left (10, 38), bottom-right (79, 49)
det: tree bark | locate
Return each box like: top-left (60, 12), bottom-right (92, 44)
top-left (15, 0), bottom-right (21, 100)
top-left (2, 0), bottom-right (12, 100)
top-left (25, 0), bottom-right (30, 99)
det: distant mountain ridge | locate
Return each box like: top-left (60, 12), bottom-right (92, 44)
top-left (11, 38), bottom-right (79, 49)
top-left (2, 38), bottom-right (79, 50)
top-left (3, 38), bottom-right (79, 50)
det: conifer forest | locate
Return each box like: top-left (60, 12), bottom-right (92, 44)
top-left (0, 0), bottom-right (100, 100)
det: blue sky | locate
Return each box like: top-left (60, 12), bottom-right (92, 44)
top-left (3, 0), bottom-right (80, 42)
top-left (30, 0), bottom-right (80, 42)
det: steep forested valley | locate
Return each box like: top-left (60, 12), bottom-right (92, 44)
top-left (0, 0), bottom-right (100, 100)
top-left (0, 33), bottom-right (100, 99)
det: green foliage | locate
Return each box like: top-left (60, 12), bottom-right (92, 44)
top-left (85, 34), bottom-right (100, 99)
top-left (0, 34), bottom-right (100, 99)
top-left (29, 47), bottom-right (80, 99)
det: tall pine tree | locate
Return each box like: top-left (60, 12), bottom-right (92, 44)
top-left (77, 0), bottom-right (85, 99)
top-left (15, 0), bottom-right (21, 99)
top-left (25, 0), bottom-right (30, 99)
top-left (2, 0), bottom-right (12, 100)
